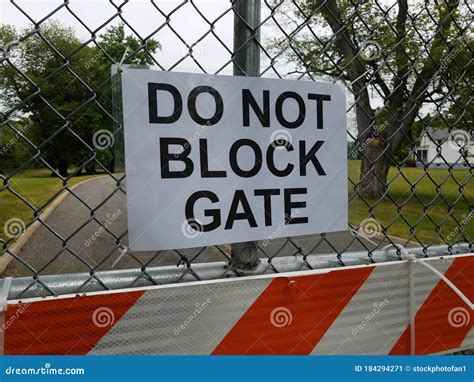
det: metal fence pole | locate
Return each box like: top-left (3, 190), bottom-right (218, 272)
top-left (230, 0), bottom-right (261, 270)
top-left (111, 65), bottom-right (124, 173)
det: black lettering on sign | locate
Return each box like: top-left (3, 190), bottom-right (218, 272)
top-left (308, 93), bottom-right (331, 129)
top-left (299, 141), bottom-right (326, 176)
top-left (254, 189), bottom-right (280, 226)
top-left (182, 187), bottom-right (311, 232)
top-left (229, 139), bottom-right (263, 178)
top-left (275, 91), bottom-right (306, 129)
top-left (267, 141), bottom-right (294, 177)
top-left (242, 89), bottom-right (270, 127)
top-left (145, 82), bottom-right (336, 239)
top-left (160, 137), bottom-right (194, 178)
top-left (185, 191), bottom-right (221, 232)
top-left (199, 139), bottom-right (226, 178)
top-left (225, 190), bottom-right (258, 230)
top-left (148, 83), bottom-right (183, 124)
top-left (188, 86), bottom-right (224, 126)
top-left (284, 188), bottom-right (308, 224)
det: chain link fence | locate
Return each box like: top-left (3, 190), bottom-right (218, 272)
top-left (0, 0), bottom-right (472, 299)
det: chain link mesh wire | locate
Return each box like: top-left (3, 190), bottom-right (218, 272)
top-left (0, 0), bottom-right (472, 298)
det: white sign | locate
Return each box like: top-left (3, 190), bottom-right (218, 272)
top-left (122, 69), bottom-right (347, 251)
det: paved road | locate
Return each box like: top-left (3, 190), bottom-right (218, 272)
top-left (3, 176), bottom-right (401, 278)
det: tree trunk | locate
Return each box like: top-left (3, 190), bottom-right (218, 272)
top-left (358, 138), bottom-right (391, 199)
top-left (58, 159), bottom-right (68, 177)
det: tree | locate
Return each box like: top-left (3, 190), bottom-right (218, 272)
top-left (0, 117), bottom-right (31, 170)
top-left (0, 21), bottom-right (159, 176)
top-left (97, 24), bottom-right (160, 66)
top-left (273, 0), bottom-right (471, 198)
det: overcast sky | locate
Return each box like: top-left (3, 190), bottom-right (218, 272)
top-left (0, 0), bottom-right (240, 73)
top-left (0, 0), bottom-right (361, 134)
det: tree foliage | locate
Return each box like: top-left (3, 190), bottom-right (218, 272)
top-left (0, 21), bottom-right (160, 176)
top-left (272, 0), bottom-right (472, 198)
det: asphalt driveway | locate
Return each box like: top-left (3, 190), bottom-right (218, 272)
top-left (2, 176), bottom-right (400, 278)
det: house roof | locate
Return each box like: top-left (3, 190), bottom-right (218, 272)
top-left (422, 128), bottom-right (473, 141)
top-left (423, 128), bottom-right (450, 140)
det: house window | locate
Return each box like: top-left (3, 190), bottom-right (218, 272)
top-left (417, 149), bottom-right (428, 161)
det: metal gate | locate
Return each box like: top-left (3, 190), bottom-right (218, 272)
top-left (0, 0), bottom-right (472, 354)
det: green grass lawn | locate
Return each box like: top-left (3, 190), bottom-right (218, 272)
top-left (0, 169), bottom-right (99, 242)
top-left (1, 163), bottom-right (472, 246)
top-left (348, 160), bottom-right (473, 245)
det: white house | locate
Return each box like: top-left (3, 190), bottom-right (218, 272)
top-left (415, 128), bottom-right (473, 168)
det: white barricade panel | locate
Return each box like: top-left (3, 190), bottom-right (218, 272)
top-left (3, 254), bottom-right (472, 355)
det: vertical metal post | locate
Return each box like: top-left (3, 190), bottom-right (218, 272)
top-left (111, 65), bottom-right (125, 173)
top-left (233, 0), bottom-right (261, 76)
top-left (231, 0), bottom-right (261, 270)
